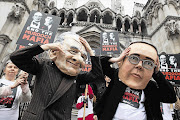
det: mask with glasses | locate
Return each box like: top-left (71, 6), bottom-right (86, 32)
top-left (127, 55), bottom-right (157, 70)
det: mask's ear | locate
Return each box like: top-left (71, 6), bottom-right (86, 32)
top-left (49, 50), bottom-right (57, 61)
top-left (117, 61), bottom-right (123, 68)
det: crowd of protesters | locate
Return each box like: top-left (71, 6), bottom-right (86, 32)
top-left (0, 31), bottom-right (179, 120)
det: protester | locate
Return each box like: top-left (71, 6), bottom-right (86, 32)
top-left (76, 84), bottom-right (94, 120)
top-left (93, 41), bottom-right (176, 120)
top-left (10, 32), bottom-right (102, 120)
top-left (0, 61), bottom-right (31, 120)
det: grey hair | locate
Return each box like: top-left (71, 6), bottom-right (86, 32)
top-left (2, 60), bottom-right (13, 72)
top-left (54, 32), bottom-right (80, 44)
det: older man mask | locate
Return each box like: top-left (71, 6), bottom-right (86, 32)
top-left (49, 35), bottom-right (87, 76)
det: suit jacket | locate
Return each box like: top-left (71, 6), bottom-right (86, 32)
top-left (10, 44), bottom-right (103, 120)
top-left (94, 56), bottom-right (176, 120)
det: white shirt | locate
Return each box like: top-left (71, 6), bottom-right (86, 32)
top-left (161, 103), bottom-right (174, 120)
top-left (113, 89), bottom-right (146, 120)
top-left (30, 21), bottom-right (40, 29)
top-left (77, 95), bottom-right (94, 118)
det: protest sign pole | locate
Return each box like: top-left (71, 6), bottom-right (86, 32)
top-left (83, 84), bottom-right (88, 120)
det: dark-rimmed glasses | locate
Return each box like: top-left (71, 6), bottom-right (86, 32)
top-left (127, 55), bottom-right (157, 70)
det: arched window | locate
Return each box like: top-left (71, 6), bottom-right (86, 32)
top-left (124, 19), bottom-right (130, 32)
top-left (77, 10), bottom-right (88, 21)
top-left (133, 21), bottom-right (138, 33)
top-left (103, 12), bottom-right (112, 24)
top-left (90, 11), bottom-right (100, 23)
top-left (141, 21), bottom-right (147, 35)
top-left (52, 11), bottom-right (57, 16)
top-left (59, 12), bottom-right (65, 25)
top-left (44, 10), bottom-right (48, 14)
top-left (67, 13), bottom-right (73, 26)
top-left (116, 18), bottom-right (122, 31)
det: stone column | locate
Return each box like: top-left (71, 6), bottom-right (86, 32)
top-left (122, 21), bottom-right (125, 32)
top-left (73, 13), bottom-right (77, 23)
top-left (100, 16), bottom-right (103, 24)
top-left (130, 22), bottom-right (133, 33)
top-left (112, 17), bottom-right (116, 28)
top-left (62, 15), bottom-right (67, 25)
top-left (94, 15), bottom-right (97, 23)
top-left (87, 14), bottom-right (90, 22)
top-left (138, 24), bottom-right (142, 34)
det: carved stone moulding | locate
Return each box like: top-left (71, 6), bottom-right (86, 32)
top-left (164, 19), bottom-right (180, 40)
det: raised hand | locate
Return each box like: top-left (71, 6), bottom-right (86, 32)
top-left (79, 37), bottom-right (94, 56)
top-left (41, 43), bottom-right (65, 54)
top-left (19, 71), bottom-right (29, 84)
top-left (109, 47), bottom-right (131, 63)
top-left (93, 115), bottom-right (98, 120)
top-left (11, 76), bottom-right (25, 89)
top-left (10, 71), bottom-right (29, 89)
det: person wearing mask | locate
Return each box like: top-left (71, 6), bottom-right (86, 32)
top-left (93, 41), bottom-right (176, 120)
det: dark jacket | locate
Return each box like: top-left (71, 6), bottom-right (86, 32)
top-left (10, 44), bottom-right (102, 120)
top-left (94, 56), bottom-right (176, 120)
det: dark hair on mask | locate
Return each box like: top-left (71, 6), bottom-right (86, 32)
top-left (129, 41), bottom-right (158, 55)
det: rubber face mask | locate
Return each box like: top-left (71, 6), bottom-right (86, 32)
top-left (54, 36), bottom-right (87, 76)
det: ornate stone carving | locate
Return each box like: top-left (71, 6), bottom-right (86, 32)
top-left (0, 34), bottom-right (12, 45)
top-left (7, 3), bottom-right (26, 24)
top-left (33, 0), bottom-right (39, 5)
top-left (165, 20), bottom-right (180, 40)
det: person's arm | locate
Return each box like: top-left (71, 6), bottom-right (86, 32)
top-left (77, 37), bottom-right (104, 83)
top-left (153, 71), bottom-right (176, 103)
top-left (108, 47), bottom-right (130, 63)
top-left (10, 44), bottom-right (44, 75)
top-left (0, 73), bottom-right (29, 97)
top-left (79, 37), bottom-right (94, 56)
top-left (88, 85), bottom-right (94, 99)
top-left (19, 83), bottom-right (32, 103)
top-left (0, 86), bottom-right (12, 97)
top-left (76, 101), bottom-right (84, 109)
top-left (10, 43), bottom-right (64, 75)
top-left (100, 47), bottom-right (131, 79)
top-left (18, 73), bottom-right (32, 103)
top-left (76, 96), bottom-right (85, 109)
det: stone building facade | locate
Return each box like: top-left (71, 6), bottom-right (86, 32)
top-left (0, 0), bottom-right (180, 73)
